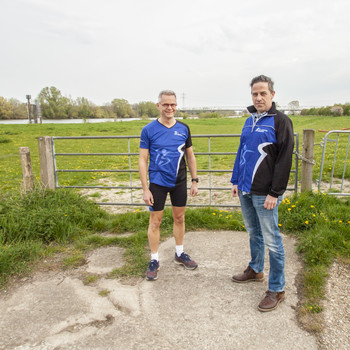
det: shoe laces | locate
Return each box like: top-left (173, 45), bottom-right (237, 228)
top-left (149, 260), bottom-right (158, 271)
top-left (180, 253), bottom-right (191, 261)
top-left (265, 290), bottom-right (277, 299)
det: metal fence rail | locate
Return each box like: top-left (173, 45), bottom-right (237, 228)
top-left (318, 130), bottom-right (350, 196)
top-left (52, 134), bottom-right (299, 208)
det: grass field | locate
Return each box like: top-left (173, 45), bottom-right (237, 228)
top-left (0, 115), bottom-right (349, 192)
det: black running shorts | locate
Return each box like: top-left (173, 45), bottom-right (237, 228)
top-left (149, 181), bottom-right (187, 211)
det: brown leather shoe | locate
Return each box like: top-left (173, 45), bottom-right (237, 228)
top-left (258, 290), bottom-right (285, 312)
top-left (232, 266), bottom-right (264, 283)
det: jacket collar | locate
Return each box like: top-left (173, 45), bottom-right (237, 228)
top-left (247, 102), bottom-right (277, 115)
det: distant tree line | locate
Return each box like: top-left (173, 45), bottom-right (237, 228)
top-left (2, 86), bottom-right (349, 120)
top-left (0, 97), bottom-right (28, 120)
top-left (0, 86), bottom-right (160, 120)
top-left (300, 103), bottom-right (350, 116)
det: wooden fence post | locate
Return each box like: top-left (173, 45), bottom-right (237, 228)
top-left (19, 147), bottom-right (34, 191)
top-left (301, 129), bottom-right (315, 192)
top-left (38, 136), bottom-right (55, 190)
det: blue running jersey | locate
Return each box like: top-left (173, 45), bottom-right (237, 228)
top-left (140, 119), bottom-right (192, 187)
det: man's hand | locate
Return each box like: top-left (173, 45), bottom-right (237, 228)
top-left (190, 182), bottom-right (198, 197)
top-left (264, 194), bottom-right (278, 210)
top-left (231, 184), bottom-right (238, 197)
top-left (143, 189), bottom-right (154, 206)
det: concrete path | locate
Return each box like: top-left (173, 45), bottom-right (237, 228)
top-left (0, 231), bottom-right (318, 350)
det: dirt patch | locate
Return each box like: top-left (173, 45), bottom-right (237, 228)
top-left (80, 175), bottom-right (350, 214)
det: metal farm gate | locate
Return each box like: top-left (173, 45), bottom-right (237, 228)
top-left (51, 134), bottom-right (299, 208)
top-left (318, 130), bottom-right (350, 196)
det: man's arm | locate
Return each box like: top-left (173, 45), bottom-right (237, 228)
top-left (265, 115), bottom-right (294, 210)
top-left (185, 146), bottom-right (198, 197)
top-left (138, 148), bottom-right (153, 206)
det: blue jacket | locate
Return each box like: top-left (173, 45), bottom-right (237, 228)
top-left (231, 103), bottom-right (294, 197)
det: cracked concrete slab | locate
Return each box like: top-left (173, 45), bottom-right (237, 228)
top-left (0, 231), bottom-right (318, 350)
top-left (86, 246), bottom-right (125, 274)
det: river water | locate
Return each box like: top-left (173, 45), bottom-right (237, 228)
top-left (0, 118), bottom-right (143, 125)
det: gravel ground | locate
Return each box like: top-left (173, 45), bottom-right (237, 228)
top-left (318, 260), bottom-right (350, 349)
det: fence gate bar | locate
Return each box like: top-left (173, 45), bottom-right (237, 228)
top-left (51, 134), bottom-right (299, 208)
top-left (318, 130), bottom-right (350, 196)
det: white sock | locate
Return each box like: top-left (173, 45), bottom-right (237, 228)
top-left (151, 252), bottom-right (159, 261)
top-left (176, 245), bottom-right (184, 257)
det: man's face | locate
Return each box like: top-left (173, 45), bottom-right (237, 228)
top-left (157, 94), bottom-right (177, 119)
top-left (251, 82), bottom-right (275, 114)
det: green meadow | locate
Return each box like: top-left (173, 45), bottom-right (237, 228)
top-left (0, 115), bottom-right (349, 192)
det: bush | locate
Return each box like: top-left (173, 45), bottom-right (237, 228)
top-left (198, 112), bottom-right (223, 119)
top-left (331, 106), bottom-right (343, 116)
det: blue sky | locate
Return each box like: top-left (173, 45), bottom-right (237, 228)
top-left (1, 0), bottom-right (349, 108)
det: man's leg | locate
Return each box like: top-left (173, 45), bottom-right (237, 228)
top-left (172, 206), bottom-right (185, 246)
top-left (148, 210), bottom-right (164, 254)
top-left (172, 206), bottom-right (198, 270)
top-left (146, 183), bottom-right (168, 281)
top-left (253, 195), bottom-right (285, 292)
top-left (253, 195), bottom-right (285, 312)
top-left (145, 210), bottom-right (163, 281)
top-left (239, 191), bottom-right (265, 273)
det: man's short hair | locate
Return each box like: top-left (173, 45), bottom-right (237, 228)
top-left (250, 75), bottom-right (274, 93)
top-left (158, 90), bottom-right (177, 102)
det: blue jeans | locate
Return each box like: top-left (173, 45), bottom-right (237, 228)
top-left (239, 191), bottom-right (285, 292)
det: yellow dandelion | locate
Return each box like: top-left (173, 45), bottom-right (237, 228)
top-left (310, 205), bottom-right (315, 208)
top-left (212, 213), bottom-right (216, 215)
top-left (339, 220), bottom-right (343, 223)
top-left (292, 205), bottom-right (296, 208)
top-left (312, 214), bottom-right (316, 217)
top-left (305, 221), bottom-right (309, 224)
top-left (278, 224), bottom-right (282, 227)
top-left (288, 208), bottom-right (292, 211)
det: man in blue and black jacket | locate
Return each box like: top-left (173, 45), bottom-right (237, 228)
top-left (231, 75), bottom-right (294, 312)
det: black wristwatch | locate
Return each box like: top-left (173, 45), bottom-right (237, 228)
top-left (191, 178), bottom-right (199, 183)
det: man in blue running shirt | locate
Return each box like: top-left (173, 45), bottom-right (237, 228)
top-left (139, 90), bottom-right (199, 281)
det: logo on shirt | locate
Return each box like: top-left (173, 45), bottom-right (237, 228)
top-left (174, 130), bottom-right (185, 137)
top-left (255, 128), bottom-right (268, 133)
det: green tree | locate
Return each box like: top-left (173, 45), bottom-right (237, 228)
top-left (76, 97), bottom-right (95, 119)
top-left (0, 97), bottom-right (13, 119)
top-left (7, 98), bottom-right (27, 119)
top-left (343, 103), bottom-right (350, 116)
top-left (38, 86), bottom-right (69, 119)
top-left (111, 99), bottom-right (135, 118)
top-left (135, 101), bottom-right (159, 118)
